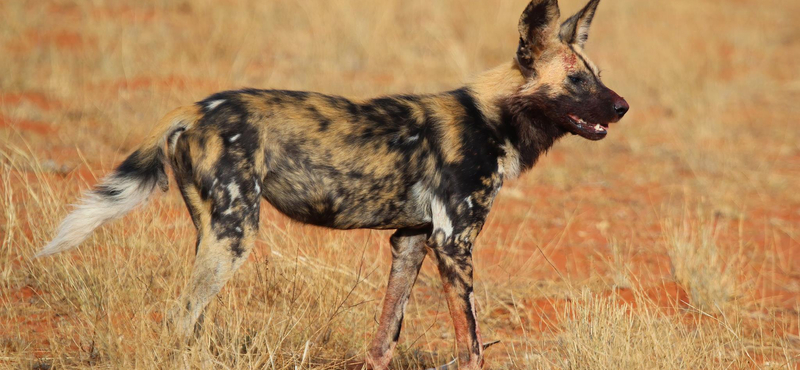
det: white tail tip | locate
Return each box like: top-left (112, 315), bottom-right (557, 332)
top-left (36, 176), bottom-right (156, 258)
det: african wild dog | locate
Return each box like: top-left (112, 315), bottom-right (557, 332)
top-left (37, 0), bottom-right (628, 368)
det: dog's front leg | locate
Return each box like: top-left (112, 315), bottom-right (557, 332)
top-left (366, 228), bottom-right (430, 370)
top-left (427, 194), bottom-right (493, 370)
top-left (430, 240), bottom-right (483, 370)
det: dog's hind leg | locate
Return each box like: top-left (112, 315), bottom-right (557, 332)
top-left (172, 180), bottom-right (260, 338)
top-left (366, 227), bottom-right (429, 370)
top-left (169, 158), bottom-right (262, 339)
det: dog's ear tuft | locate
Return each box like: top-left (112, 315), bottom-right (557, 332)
top-left (516, 0), bottom-right (561, 77)
top-left (559, 0), bottom-right (600, 48)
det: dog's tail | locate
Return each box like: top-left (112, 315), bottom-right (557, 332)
top-left (35, 105), bottom-right (203, 258)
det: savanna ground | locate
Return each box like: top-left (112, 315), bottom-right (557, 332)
top-left (1, 0), bottom-right (799, 369)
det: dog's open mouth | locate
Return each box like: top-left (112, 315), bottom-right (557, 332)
top-left (567, 114), bottom-right (609, 140)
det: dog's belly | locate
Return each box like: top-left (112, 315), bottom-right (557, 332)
top-left (261, 168), bottom-right (431, 230)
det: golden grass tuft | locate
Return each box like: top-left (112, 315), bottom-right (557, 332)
top-left (665, 212), bottom-right (741, 312)
top-left (523, 290), bottom-right (793, 370)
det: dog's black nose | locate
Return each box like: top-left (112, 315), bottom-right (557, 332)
top-left (614, 98), bottom-right (629, 119)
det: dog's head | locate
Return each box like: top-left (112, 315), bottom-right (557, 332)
top-left (513, 0), bottom-right (628, 141)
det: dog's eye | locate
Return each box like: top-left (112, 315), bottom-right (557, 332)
top-left (568, 75), bottom-right (584, 85)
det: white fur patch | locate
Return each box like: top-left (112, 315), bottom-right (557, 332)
top-left (206, 99), bottom-right (225, 111)
top-left (227, 182), bottom-right (240, 203)
top-left (253, 179), bottom-right (261, 208)
top-left (499, 141), bottom-right (522, 180)
top-left (399, 299), bottom-right (410, 323)
top-left (469, 291), bottom-right (479, 324)
top-left (411, 181), bottom-right (433, 222)
top-left (221, 182), bottom-right (241, 215)
top-left (169, 131), bottom-right (183, 155)
top-left (228, 134), bottom-right (240, 143)
top-left (465, 196), bottom-right (473, 209)
top-left (411, 181), bottom-right (428, 201)
top-left (36, 175), bottom-right (155, 258)
top-left (431, 196), bottom-right (453, 238)
top-left (207, 178), bottom-right (218, 198)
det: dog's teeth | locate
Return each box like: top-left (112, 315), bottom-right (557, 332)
top-left (594, 124), bottom-right (605, 131)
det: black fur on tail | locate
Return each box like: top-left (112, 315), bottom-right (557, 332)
top-left (96, 148), bottom-right (170, 198)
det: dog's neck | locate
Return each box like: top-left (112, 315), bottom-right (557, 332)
top-left (468, 61), bottom-right (567, 177)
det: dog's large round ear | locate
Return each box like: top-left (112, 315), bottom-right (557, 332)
top-left (559, 0), bottom-right (600, 49)
top-left (516, 0), bottom-right (561, 77)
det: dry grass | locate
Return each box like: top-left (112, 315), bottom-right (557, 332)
top-left (521, 290), bottom-right (794, 370)
top-left (1, 0), bottom-right (799, 369)
top-left (665, 211), bottom-right (741, 312)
